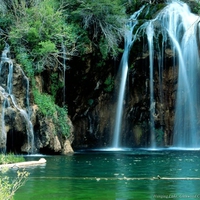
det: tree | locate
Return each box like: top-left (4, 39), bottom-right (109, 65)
top-left (1, 0), bottom-right (78, 73)
top-left (62, 0), bottom-right (127, 57)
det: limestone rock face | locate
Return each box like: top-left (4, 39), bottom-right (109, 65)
top-left (0, 63), bottom-right (31, 153)
top-left (62, 140), bottom-right (74, 154)
top-left (0, 57), bottom-right (74, 154)
top-left (34, 114), bottom-right (74, 154)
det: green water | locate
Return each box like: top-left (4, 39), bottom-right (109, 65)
top-left (14, 149), bottom-right (200, 200)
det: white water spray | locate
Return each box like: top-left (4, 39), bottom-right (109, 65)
top-left (113, 6), bottom-right (145, 148)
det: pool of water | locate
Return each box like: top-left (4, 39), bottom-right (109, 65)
top-left (13, 149), bottom-right (200, 200)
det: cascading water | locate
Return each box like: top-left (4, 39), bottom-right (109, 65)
top-left (113, 0), bottom-right (200, 149)
top-left (0, 44), bottom-right (35, 153)
top-left (112, 6), bottom-right (145, 148)
top-left (20, 69), bottom-right (35, 152)
top-left (169, 1), bottom-right (200, 148)
top-left (141, 0), bottom-right (200, 148)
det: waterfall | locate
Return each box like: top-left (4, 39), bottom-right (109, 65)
top-left (20, 69), bottom-right (34, 152)
top-left (112, 0), bottom-right (200, 149)
top-left (171, 1), bottom-right (200, 148)
top-left (0, 44), bottom-right (35, 153)
top-left (146, 21), bottom-right (156, 148)
top-left (113, 58), bottom-right (128, 148)
top-left (142, 0), bottom-right (200, 148)
top-left (112, 6), bottom-right (145, 148)
top-left (156, 1), bottom-right (200, 148)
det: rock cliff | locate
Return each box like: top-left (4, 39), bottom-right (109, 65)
top-left (0, 46), bottom-right (74, 154)
top-left (67, 48), bottom-right (177, 149)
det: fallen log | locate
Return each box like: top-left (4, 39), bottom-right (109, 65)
top-left (0, 158), bottom-right (46, 169)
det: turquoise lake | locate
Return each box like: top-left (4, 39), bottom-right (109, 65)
top-left (14, 149), bottom-right (200, 200)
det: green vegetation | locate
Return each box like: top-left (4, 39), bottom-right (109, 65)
top-left (0, 0), bottom-right (132, 138)
top-left (64, 0), bottom-right (126, 57)
top-left (50, 72), bottom-right (64, 100)
top-left (0, 154), bottom-right (25, 165)
top-left (0, 0), bottom-right (134, 72)
top-left (16, 50), bottom-right (34, 77)
top-left (33, 89), bottom-right (70, 136)
top-left (0, 154), bottom-right (29, 200)
top-left (33, 89), bottom-right (57, 117)
top-left (56, 106), bottom-right (71, 136)
top-left (104, 75), bottom-right (114, 92)
top-left (0, 0), bottom-right (77, 137)
top-left (0, 169), bottom-right (29, 200)
top-left (191, 1), bottom-right (200, 14)
top-left (7, 0), bottom-right (77, 73)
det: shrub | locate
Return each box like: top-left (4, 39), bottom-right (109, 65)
top-left (7, 0), bottom-right (78, 73)
top-left (33, 89), bottom-right (56, 116)
top-left (0, 154), bottom-right (29, 200)
top-left (50, 72), bottom-right (64, 100)
top-left (0, 154), bottom-right (25, 164)
top-left (33, 89), bottom-right (70, 136)
top-left (0, 169), bottom-right (29, 200)
top-left (56, 106), bottom-right (71, 136)
top-left (16, 50), bottom-right (34, 77)
top-left (104, 75), bottom-right (114, 92)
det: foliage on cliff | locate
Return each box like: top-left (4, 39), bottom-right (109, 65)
top-left (0, 0), bottom-right (129, 68)
top-left (0, 0), bottom-right (129, 138)
top-left (0, 0), bottom-right (198, 73)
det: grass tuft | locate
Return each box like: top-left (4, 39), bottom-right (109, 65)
top-left (0, 154), bottom-right (25, 165)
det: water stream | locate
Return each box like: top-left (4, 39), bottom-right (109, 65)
top-left (0, 44), bottom-right (34, 153)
